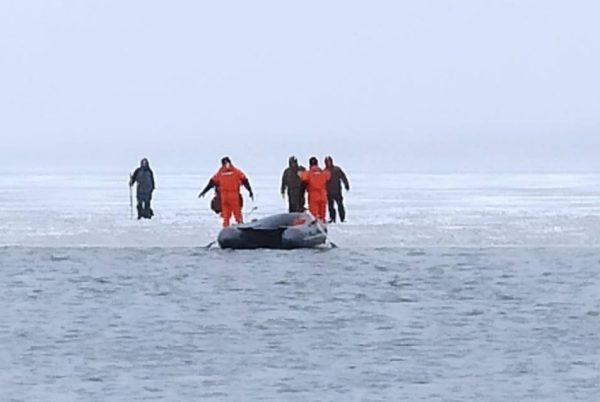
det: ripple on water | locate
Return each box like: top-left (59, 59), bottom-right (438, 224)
top-left (0, 246), bottom-right (599, 401)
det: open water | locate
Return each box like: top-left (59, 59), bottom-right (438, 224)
top-left (1, 173), bottom-right (599, 401)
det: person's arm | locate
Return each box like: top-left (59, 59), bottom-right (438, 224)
top-left (150, 170), bottom-right (156, 192)
top-left (198, 179), bottom-right (216, 197)
top-left (237, 169), bottom-right (254, 200)
top-left (339, 167), bottom-right (350, 191)
top-left (129, 168), bottom-right (139, 186)
top-left (242, 178), bottom-right (254, 200)
top-left (281, 169), bottom-right (287, 196)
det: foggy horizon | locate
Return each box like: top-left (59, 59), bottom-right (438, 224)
top-left (2, 1), bottom-right (599, 174)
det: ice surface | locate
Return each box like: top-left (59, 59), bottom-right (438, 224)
top-left (1, 173), bottom-right (600, 247)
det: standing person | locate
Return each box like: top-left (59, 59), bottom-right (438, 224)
top-left (281, 156), bottom-right (306, 213)
top-left (199, 157), bottom-right (254, 227)
top-left (300, 157), bottom-right (331, 223)
top-left (129, 158), bottom-right (156, 220)
top-left (324, 156), bottom-right (350, 223)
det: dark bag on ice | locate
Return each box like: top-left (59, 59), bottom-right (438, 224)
top-left (210, 192), bottom-right (244, 215)
top-left (210, 193), bottom-right (221, 214)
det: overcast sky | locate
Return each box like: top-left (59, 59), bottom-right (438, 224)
top-left (1, 0), bottom-right (599, 173)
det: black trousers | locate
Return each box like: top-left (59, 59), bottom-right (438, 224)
top-left (288, 192), bottom-right (305, 213)
top-left (137, 196), bottom-right (154, 219)
top-left (328, 194), bottom-right (345, 222)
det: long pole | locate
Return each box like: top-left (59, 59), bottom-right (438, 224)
top-left (129, 175), bottom-right (133, 220)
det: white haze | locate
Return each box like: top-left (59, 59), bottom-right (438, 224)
top-left (1, 0), bottom-right (599, 174)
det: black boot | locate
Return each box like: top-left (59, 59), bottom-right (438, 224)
top-left (146, 201), bottom-right (154, 219)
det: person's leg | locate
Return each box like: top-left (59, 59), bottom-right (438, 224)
top-left (293, 192), bottom-right (305, 212)
top-left (136, 196), bottom-right (143, 220)
top-left (298, 191), bottom-right (306, 212)
top-left (221, 197), bottom-right (232, 227)
top-left (231, 194), bottom-right (243, 224)
top-left (146, 198), bottom-right (153, 218)
top-left (336, 195), bottom-right (345, 222)
top-left (308, 196), bottom-right (319, 219)
top-left (319, 200), bottom-right (327, 223)
top-left (141, 200), bottom-right (148, 218)
top-left (141, 199), bottom-right (150, 219)
top-left (327, 196), bottom-right (336, 223)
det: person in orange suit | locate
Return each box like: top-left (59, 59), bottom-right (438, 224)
top-left (199, 157), bottom-right (254, 227)
top-left (300, 157), bottom-right (331, 223)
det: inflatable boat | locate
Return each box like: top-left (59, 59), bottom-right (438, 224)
top-left (217, 212), bottom-right (327, 249)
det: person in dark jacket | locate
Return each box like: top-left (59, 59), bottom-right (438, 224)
top-left (129, 158), bottom-right (156, 219)
top-left (281, 156), bottom-right (306, 213)
top-left (324, 156), bottom-right (350, 223)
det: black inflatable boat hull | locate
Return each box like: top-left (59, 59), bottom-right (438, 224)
top-left (217, 213), bottom-right (327, 249)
